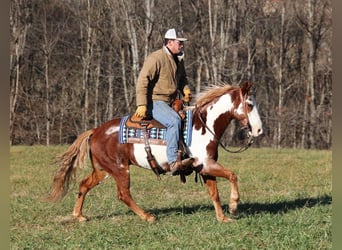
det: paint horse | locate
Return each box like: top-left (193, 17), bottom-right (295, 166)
top-left (46, 82), bottom-right (263, 222)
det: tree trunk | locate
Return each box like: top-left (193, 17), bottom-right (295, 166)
top-left (276, 4), bottom-right (285, 149)
top-left (218, 18), bottom-right (228, 79)
top-left (58, 81), bottom-right (65, 144)
top-left (208, 0), bottom-right (218, 84)
top-left (178, 0), bottom-right (183, 25)
top-left (10, 0), bottom-right (30, 145)
top-left (144, 0), bottom-right (154, 59)
top-left (230, 1), bottom-right (239, 83)
top-left (307, 0), bottom-right (316, 148)
top-left (120, 46), bottom-right (130, 111)
top-left (122, 0), bottom-right (139, 111)
top-left (44, 50), bottom-right (50, 146)
top-left (94, 54), bottom-right (101, 127)
top-left (81, 0), bottom-right (94, 131)
top-left (42, 7), bottom-right (56, 146)
top-left (105, 0), bottom-right (117, 119)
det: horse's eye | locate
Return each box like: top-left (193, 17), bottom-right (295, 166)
top-left (246, 99), bottom-right (253, 108)
top-left (246, 96), bottom-right (254, 108)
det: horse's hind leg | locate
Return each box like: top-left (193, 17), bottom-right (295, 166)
top-left (73, 166), bottom-right (108, 222)
top-left (201, 160), bottom-right (239, 222)
top-left (112, 164), bottom-right (156, 222)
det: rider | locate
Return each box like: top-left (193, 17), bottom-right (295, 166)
top-left (134, 28), bottom-right (193, 174)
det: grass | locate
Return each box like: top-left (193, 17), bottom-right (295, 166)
top-left (10, 146), bottom-right (332, 249)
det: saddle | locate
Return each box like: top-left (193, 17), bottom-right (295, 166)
top-left (123, 99), bottom-right (193, 183)
top-left (125, 115), bottom-right (166, 130)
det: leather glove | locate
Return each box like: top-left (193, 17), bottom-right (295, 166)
top-left (183, 85), bottom-right (192, 103)
top-left (134, 105), bottom-right (147, 118)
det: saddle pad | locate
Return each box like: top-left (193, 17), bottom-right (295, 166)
top-left (119, 109), bottom-right (193, 146)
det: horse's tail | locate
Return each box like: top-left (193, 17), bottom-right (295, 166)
top-left (44, 129), bottom-right (95, 202)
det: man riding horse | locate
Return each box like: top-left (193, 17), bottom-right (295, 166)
top-left (134, 28), bottom-right (194, 174)
top-left (46, 29), bottom-right (264, 223)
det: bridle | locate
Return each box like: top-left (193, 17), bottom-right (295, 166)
top-left (195, 89), bottom-right (254, 153)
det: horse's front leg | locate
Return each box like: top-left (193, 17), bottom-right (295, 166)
top-left (201, 160), bottom-right (239, 222)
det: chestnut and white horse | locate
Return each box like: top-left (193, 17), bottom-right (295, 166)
top-left (46, 82), bottom-right (263, 222)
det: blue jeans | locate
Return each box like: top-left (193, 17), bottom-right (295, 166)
top-left (149, 100), bottom-right (181, 163)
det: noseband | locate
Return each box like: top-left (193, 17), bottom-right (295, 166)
top-left (195, 89), bottom-right (254, 153)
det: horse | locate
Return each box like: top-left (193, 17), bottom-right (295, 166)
top-left (46, 81), bottom-right (263, 222)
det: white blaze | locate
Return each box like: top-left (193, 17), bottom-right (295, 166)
top-left (247, 96), bottom-right (263, 137)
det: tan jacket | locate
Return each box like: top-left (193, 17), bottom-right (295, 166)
top-left (136, 46), bottom-right (188, 106)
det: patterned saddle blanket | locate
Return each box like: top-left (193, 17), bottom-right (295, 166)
top-left (119, 109), bottom-right (193, 146)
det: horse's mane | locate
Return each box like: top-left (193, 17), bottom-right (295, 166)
top-left (195, 82), bottom-right (235, 107)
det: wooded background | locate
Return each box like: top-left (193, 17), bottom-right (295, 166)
top-left (10, 0), bottom-right (332, 149)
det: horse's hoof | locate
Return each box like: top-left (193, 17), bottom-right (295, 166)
top-left (229, 208), bottom-right (238, 215)
top-left (220, 216), bottom-right (235, 223)
top-left (145, 215), bottom-right (156, 222)
top-left (143, 213), bottom-right (156, 222)
top-left (229, 203), bottom-right (238, 215)
top-left (224, 217), bottom-right (235, 222)
top-left (76, 215), bottom-right (88, 222)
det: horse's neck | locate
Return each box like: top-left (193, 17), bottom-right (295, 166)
top-left (206, 111), bottom-right (232, 140)
top-left (199, 94), bottom-right (234, 140)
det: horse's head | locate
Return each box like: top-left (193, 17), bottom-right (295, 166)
top-left (194, 82), bottom-right (263, 140)
top-left (234, 82), bottom-right (263, 137)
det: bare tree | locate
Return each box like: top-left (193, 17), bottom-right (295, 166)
top-left (104, 0), bottom-right (118, 120)
top-left (208, 0), bottom-right (218, 84)
top-left (121, 0), bottom-right (140, 111)
top-left (144, 0), bottom-right (155, 59)
top-left (80, 0), bottom-right (93, 131)
top-left (40, 3), bottom-right (61, 145)
top-left (10, 0), bottom-right (31, 145)
top-left (275, 2), bottom-right (285, 149)
top-left (296, 0), bottom-right (331, 148)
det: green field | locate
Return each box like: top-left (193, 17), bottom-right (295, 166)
top-left (10, 146), bottom-right (332, 249)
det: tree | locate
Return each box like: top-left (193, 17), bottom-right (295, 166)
top-left (10, 0), bottom-right (31, 145)
top-left (296, 0), bottom-right (331, 148)
top-left (40, 1), bottom-right (63, 145)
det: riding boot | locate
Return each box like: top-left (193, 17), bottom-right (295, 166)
top-left (169, 157), bottom-right (194, 175)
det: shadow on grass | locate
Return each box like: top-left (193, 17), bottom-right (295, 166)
top-left (148, 194), bottom-right (332, 219)
top-left (235, 194), bottom-right (332, 217)
top-left (89, 194), bottom-right (331, 221)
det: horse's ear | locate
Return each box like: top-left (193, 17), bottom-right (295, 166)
top-left (241, 82), bottom-right (253, 95)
